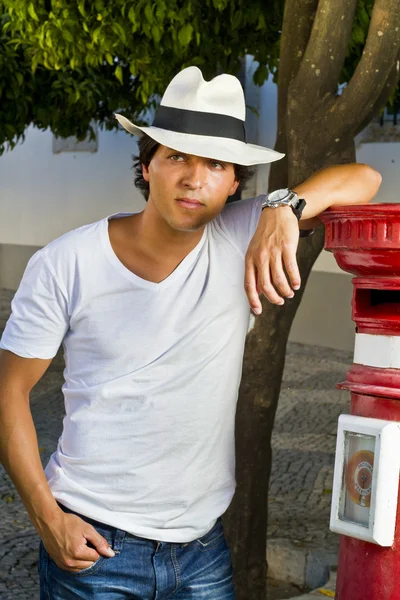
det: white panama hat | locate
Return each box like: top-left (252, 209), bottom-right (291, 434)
top-left (115, 66), bottom-right (284, 167)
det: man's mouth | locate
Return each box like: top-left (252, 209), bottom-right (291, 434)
top-left (176, 198), bottom-right (205, 210)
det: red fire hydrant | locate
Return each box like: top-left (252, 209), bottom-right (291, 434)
top-left (320, 205), bottom-right (400, 600)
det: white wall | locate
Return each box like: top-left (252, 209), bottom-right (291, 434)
top-left (0, 126), bottom-right (146, 247)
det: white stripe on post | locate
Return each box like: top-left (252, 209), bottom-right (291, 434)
top-left (354, 333), bottom-right (400, 369)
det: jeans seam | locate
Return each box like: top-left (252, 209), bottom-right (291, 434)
top-left (71, 555), bottom-right (107, 577)
top-left (195, 531), bottom-right (225, 550)
top-left (43, 542), bottom-right (51, 600)
top-left (171, 545), bottom-right (181, 593)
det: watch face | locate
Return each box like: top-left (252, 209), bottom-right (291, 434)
top-left (268, 188), bottom-right (291, 203)
top-left (339, 431), bottom-right (376, 527)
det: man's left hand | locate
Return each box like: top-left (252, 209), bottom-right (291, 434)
top-left (245, 207), bottom-right (301, 314)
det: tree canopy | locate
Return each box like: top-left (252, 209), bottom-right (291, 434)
top-left (0, 0), bottom-right (398, 154)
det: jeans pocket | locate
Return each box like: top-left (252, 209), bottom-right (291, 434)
top-left (45, 536), bottom-right (113, 578)
top-left (194, 518), bottom-right (225, 552)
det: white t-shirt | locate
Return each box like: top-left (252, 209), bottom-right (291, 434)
top-left (0, 196), bottom-right (263, 542)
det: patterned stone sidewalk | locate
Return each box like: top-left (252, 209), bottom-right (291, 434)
top-left (267, 342), bottom-right (351, 595)
top-left (0, 287), bottom-right (349, 598)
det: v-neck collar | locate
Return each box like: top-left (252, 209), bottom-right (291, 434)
top-left (101, 212), bottom-right (208, 290)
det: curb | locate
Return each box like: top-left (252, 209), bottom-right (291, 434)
top-left (288, 571), bottom-right (337, 599)
top-left (267, 539), bottom-right (331, 591)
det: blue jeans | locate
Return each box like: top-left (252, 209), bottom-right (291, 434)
top-left (38, 504), bottom-right (235, 599)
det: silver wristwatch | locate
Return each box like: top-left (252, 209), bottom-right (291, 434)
top-left (261, 188), bottom-right (306, 221)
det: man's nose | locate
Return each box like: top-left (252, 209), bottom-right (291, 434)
top-left (182, 161), bottom-right (207, 189)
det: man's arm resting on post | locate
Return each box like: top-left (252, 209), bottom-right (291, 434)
top-left (0, 349), bottom-right (115, 572)
top-left (245, 163), bottom-right (382, 314)
top-left (294, 163), bottom-right (383, 230)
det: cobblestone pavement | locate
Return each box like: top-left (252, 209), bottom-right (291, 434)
top-left (267, 342), bottom-right (351, 572)
top-left (0, 287), bottom-right (350, 598)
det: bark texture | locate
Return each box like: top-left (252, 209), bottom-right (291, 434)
top-left (223, 1), bottom-right (400, 598)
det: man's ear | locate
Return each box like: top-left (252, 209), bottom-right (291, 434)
top-left (228, 179), bottom-right (240, 197)
top-left (142, 163), bottom-right (150, 182)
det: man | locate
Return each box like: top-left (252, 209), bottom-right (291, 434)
top-left (0, 67), bottom-right (381, 599)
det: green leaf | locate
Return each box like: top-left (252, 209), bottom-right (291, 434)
top-left (155, 3), bottom-right (166, 22)
top-left (93, 27), bottom-right (102, 43)
top-left (43, 53), bottom-right (51, 69)
top-left (31, 53), bottom-right (39, 74)
top-left (78, 2), bottom-right (87, 18)
top-left (352, 24), bottom-right (365, 45)
top-left (15, 72), bottom-right (23, 86)
top-left (178, 24), bottom-right (193, 47)
top-left (257, 14), bottom-right (266, 31)
top-left (144, 3), bottom-right (153, 23)
top-left (6, 39), bottom-right (24, 48)
top-left (358, 6), bottom-right (370, 29)
top-left (112, 22), bottom-right (126, 43)
top-left (152, 24), bottom-right (161, 43)
top-left (105, 52), bottom-right (113, 65)
top-left (231, 11), bottom-right (242, 30)
top-left (45, 29), bottom-right (53, 49)
top-left (253, 64), bottom-right (269, 86)
top-left (63, 29), bottom-right (74, 43)
top-left (28, 3), bottom-right (39, 21)
top-left (115, 64), bottom-right (123, 84)
top-left (128, 6), bottom-right (137, 25)
top-left (140, 88), bottom-right (148, 104)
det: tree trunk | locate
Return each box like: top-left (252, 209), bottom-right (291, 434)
top-left (223, 141), bottom-right (355, 600)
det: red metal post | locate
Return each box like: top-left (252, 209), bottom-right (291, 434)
top-left (320, 205), bottom-right (400, 600)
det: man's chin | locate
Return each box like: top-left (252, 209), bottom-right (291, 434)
top-left (168, 216), bottom-right (211, 233)
top-left (173, 223), bottom-right (204, 233)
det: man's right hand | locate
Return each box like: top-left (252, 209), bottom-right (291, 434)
top-left (40, 511), bottom-right (115, 573)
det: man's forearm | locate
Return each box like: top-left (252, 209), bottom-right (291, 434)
top-left (244, 162), bottom-right (382, 310)
top-left (0, 393), bottom-right (61, 534)
top-left (293, 163), bottom-right (382, 228)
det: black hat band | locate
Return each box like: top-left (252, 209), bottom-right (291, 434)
top-left (152, 105), bottom-right (246, 143)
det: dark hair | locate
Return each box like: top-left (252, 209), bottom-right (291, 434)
top-left (132, 134), bottom-right (256, 201)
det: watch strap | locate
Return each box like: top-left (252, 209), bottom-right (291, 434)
top-left (299, 228), bottom-right (315, 238)
top-left (291, 198), bottom-right (306, 221)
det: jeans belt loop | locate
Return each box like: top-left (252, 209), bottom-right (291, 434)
top-left (113, 528), bottom-right (126, 553)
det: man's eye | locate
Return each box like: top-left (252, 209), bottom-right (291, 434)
top-left (170, 154), bottom-right (185, 161)
top-left (210, 161), bottom-right (224, 169)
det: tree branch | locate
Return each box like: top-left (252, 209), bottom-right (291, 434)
top-left (332, 0), bottom-right (400, 137)
top-left (293, 0), bottom-right (358, 101)
top-left (355, 50), bottom-right (400, 137)
top-left (272, 0), bottom-right (319, 189)
top-left (276, 0), bottom-right (319, 145)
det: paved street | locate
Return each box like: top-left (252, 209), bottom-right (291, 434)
top-left (0, 287), bottom-right (351, 598)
